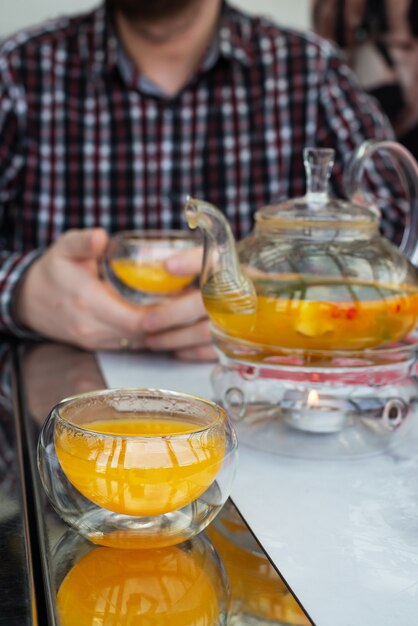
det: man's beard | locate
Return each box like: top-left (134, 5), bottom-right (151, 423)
top-left (106, 0), bottom-right (201, 20)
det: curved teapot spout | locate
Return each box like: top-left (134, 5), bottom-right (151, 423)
top-left (184, 196), bottom-right (256, 313)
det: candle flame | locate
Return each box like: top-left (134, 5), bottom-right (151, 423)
top-left (307, 389), bottom-right (319, 407)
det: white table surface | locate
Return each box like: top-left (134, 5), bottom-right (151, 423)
top-left (98, 351), bottom-right (418, 626)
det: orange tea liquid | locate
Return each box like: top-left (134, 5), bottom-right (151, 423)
top-left (111, 258), bottom-right (194, 294)
top-left (57, 545), bottom-right (220, 626)
top-left (205, 276), bottom-right (418, 351)
top-left (55, 417), bottom-right (225, 516)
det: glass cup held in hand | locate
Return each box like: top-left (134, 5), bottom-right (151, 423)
top-left (104, 230), bottom-right (201, 304)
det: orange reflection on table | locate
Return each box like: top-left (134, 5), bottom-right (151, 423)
top-left (57, 540), bottom-right (222, 626)
top-left (208, 504), bottom-right (312, 625)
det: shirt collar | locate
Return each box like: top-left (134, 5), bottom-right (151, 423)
top-left (89, 1), bottom-right (254, 84)
top-left (217, 2), bottom-right (254, 67)
top-left (89, 5), bottom-right (121, 80)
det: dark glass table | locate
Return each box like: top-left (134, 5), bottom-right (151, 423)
top-left (0, 340), bottom-right (313, 625)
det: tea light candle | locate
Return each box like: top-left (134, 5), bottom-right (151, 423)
top-left (281, 389), bottom-right (348, 433)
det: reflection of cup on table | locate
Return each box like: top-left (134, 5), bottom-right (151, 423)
top-left (208, 500), bottom-right (312, 625)
top-left (38, 388), bottom-right (237, 548)
top-left (53, 530), bottom-right (227, 626)
top-left (104, 230), bottom-right (201, 304)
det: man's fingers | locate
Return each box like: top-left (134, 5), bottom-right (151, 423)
top-left (143, 290), bottom-right (206, 333)
top-left (144, 319), bottom-right (212, 351)
top-left (58, 228), bottom-right (108, 260)
top-left (174, 344), bottom-right (218, 361)
top-left (69, 278), bottom-right (146, 338)
top-left (66, 316), bottom-right (144, 352)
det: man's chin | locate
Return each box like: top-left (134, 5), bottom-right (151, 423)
top-left (106, 0), bottom-right (201, 21)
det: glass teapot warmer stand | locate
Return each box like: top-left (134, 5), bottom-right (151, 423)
top-left (211, 334), bottom-right (418, 460)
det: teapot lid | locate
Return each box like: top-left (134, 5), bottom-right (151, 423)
top-left (256, 148), bottom-right (379, 226)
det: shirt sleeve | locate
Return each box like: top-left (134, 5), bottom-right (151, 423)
top-left (0, 53), bottom-right (43, 337)
top-left (316, 43), bottom-right (409, 245)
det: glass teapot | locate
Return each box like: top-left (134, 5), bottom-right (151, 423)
top-left (184, 141), bottom-right (418, 358)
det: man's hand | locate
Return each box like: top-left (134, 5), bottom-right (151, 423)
top-left (142, 247), bottom-right (217, 361)
top-left (14, 228), bottom-right (146, 351)
top-left (15, 233), bottom-right (216, 361)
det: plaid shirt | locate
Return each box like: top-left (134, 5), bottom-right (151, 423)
top-left (0, 2), bottom-right (402, 335)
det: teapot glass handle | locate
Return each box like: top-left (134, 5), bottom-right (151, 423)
top-left (344, 140), bottom-right (418, 264)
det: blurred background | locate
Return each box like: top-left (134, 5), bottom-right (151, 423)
top-left (0, 0), bottom-right (311, 38)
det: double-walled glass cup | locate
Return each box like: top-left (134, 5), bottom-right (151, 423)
top-left (38, 388), bottom-right (237, 548)
top-left (104, 230), bottom-right (200, 304)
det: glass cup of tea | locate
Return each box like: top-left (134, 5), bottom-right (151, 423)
top-left (37, 388), bottom-right (238, 548)
top-left (104, 230), bottom-right (201, 304)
